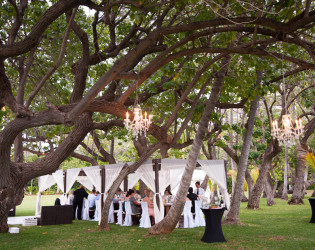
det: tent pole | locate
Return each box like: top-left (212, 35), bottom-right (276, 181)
top-left (124, 176), bottom-right (128, 192)
top-left (224, 160), bottom-right (228, 188)
top-left (63, 170), bottom-right (67, 196)
top-left (153, 159), bottom-right (161, 208)
top-left (101, 167), bottom-right (105, 209)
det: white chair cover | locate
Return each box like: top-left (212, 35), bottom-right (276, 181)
top-left (194, 200), bottom-right (205, 227)
top-left (122, 201), bottom-right (133, 226)
top-left (81, 199), bottom-right (90, 220)
top-left (183, 201), bottom-right (195, 228)
top-left (108, 201), bottom-right (115, 223)
top-left (94, 199), bottom-right (101, 222)
top-left (59, 194), bottom-right (67, 205)
top-left (116, 201), bottom-right (123, 225)
top-left (139, 202), bottom-right (151, 228)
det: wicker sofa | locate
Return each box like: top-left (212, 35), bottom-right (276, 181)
top-left (39, 205), bottom-right (73, 226)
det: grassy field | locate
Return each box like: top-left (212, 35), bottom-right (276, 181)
top-left (1, 194), bottom-right (314, 249)
top-left (15, 195), bottom-right (60, 216)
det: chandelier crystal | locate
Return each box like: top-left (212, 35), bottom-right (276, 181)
top-left (124, 107), bottom-right (152, 140)
top-left (271, 114), bottom-right (303, 145)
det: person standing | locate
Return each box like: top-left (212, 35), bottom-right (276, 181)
top-left (187, 187), bottom-right (198, 213)
top-left (193, 181), bottom-right (205, 198)
top-left (73, 185), bottom-right (88, 220)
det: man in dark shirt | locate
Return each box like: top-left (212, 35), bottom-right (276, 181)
top-left (73, 185), bottom-right (88, 220)
top-left (187, 187), bottom-right (198, 213)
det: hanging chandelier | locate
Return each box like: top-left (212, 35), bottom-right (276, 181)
top-left (271, 114), bottom-right (303, 145)
top-left (271, 60), bottom-right (304, 146)
top-left (124, 106), bottom-right (152, 140)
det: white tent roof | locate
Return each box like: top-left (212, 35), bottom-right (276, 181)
top-left (36, 159), bottom-right (229, 217)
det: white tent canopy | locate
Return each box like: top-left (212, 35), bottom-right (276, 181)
top-left (35, 159), bottom-right (229, 220)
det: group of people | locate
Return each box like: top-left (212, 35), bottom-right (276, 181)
top-left (59, 181), bottom-right (206, 220)
top-left (113, 188), bottom-right (155, 217)
top-left (186, 181), bottom-right (205, 213)
top-left (67, 185), bottom-right (101, 220)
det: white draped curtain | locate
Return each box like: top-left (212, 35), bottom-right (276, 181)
top-left (52, 170), bottom-right (66, 205)
top-left (77, 176), bottom-right (93, 191)
top-left (127, 172), bottom-right (142, 190)
top-left (35, 175), bottom-right (56, 216)
top-left (137, 161), bottom-right (164, 223)
top-left (52, 170), bottom-right (64, 192)
top-left (66, 168), bottom-right (81, 194)
top-left (197, 160), bottom-right (230, 209)
top-left (84, 166), bottom-right (102, 192)
top-left (104, 164), bottom-right (124, 194)
top-left (161, 159), bottom-right (185, 195)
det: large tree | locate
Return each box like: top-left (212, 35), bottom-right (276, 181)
top-left (1, 0), bottom-right (315, 233)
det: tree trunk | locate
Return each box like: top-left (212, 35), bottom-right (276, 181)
top-left (201, 175), bottom-right (209, 190)
top-left (0, 213), bottom-right (9, 233)
top-left (275, 183), bottom-right (283, 198)
top-left (148, 55), bottom-right (231, 235)
top-left (0, 166), bottom-right (25, 233)
top-left (302, 166), bottom-right (308, 199)
top-left (282, 145), bottom-right (289, 200)
top-left (288, 144), bottom-right (307, 204)
top-left (247, 141), bottom-right (281, 209)
top-left (245, 168), bottom-right (254, 201)
top-left (223, 95), bottom-right (260, 224)
top-left (241, 192), bottom-right (248, 202)
top-left (265, 173), bottom-right (276, 206)
top-left (0, 114), bottom-right (92, 232)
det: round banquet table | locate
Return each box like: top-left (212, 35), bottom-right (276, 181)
top-left (309, 198), bottom-right (315, 223)
top-left (201, 208), bottom-right (226, 243)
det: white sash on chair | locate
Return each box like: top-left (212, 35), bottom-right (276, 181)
top-left (194, 200), bottom-right (205, 227)
top-left (122, 201), bottom-right (133, 226)
top-left (139, 202), bottom-right (151, 228)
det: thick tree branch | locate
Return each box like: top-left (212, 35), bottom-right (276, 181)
top-left (71, 152), bottom-right (98, 165)
top-left (0, 0), bottom-right (96, 58)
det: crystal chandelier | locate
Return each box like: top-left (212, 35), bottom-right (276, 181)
top-left (271, 114), bottom-right (303, 145)
top-left (124, 106), bottom-right (152, 140)
top-left (271, 65), bottom-right (303, 145)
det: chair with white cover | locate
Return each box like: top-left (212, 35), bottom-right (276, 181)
top-left (116, 201), bottom-right (123, 225)
top-left (81, 199), bottom-right (90, 220)
top-left (108, 201), bottom-right (115, 223)
top-left (122, 201), bottom-right (133, 226)
top-left (194, 200), bottom-right (205, 227)
top-left (183, 200), bottom-right (195, 228)
top-left (94, 199), bottom-right (101, 222)
top-left (139, 201), bottom-right (151, 228)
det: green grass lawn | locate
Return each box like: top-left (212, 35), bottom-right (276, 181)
top-left (16, 195), bottom-right (60, 216)
top-left (1, 194), bottom-right (314, 249)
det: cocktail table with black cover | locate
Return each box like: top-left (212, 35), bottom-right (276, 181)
top-left (309, 198), bottom-right (315, 223)
top-left (201, 208), bottom-right (226, 243)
